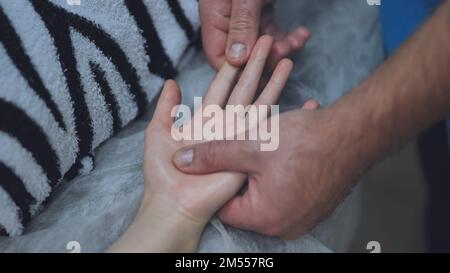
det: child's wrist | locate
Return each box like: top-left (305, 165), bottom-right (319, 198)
top-left (131, 194), bottom-right (207, 252)
top-left (137, 193), bottom-right (208, 227)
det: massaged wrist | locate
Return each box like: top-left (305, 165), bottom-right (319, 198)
top-left (111, 194), bottom-right (206, 252)
top-left (137, 200), bottom-right (204, 251)
top-left (137, 192), bottom-right (208, 231)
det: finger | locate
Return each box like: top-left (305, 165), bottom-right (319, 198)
top-left (287, 27), bottom-right (310, 50)
top-left (254, 58), bottom-right (293, 107)
top-left (203, 26), bottom-right (227, 70)
top-left (267, 27), bottom-right (310, 71)
top-left (261, 22), bottom-right (278, 36)
top-left (217, 181), bottom-right (258, 231)
top-left (226, 0), bottom-right (263, 66)
top-left (228, 35), bottom-right (273, 106)
top-left (301, 99), bottom-right (321, 110)
top-left (203, 62), bottom-right (240, 107)
top-left (260, 2), bottom-right (276, 34)
top-left (267, 36), bottom-right (291, 71)
top-left (152, 80), bottom-right (181, 129)
top-left (172, 140), bottom-right (259, 174)
top-left (200, 0), bottom-right (231, 70)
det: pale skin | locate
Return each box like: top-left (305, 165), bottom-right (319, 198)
top-left (107, 36), bottom-right (318, 252)
top-left (174, 1), bottom-right (450, 239)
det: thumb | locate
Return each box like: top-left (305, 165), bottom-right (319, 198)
top-left (226, 0), bottom-right (263, 66)
top-left (173, 140), bottom-right (260, 174)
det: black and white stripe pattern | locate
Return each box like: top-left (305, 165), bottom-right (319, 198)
top-left (0, 0), bottom-right (199, 236)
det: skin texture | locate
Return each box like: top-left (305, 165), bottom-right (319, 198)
top-left (200, 0), bottom-right (310, 71)
top-left (174, 1), bottom-right (450, 239)
top-left (108, 36), bottom-right (319, 252)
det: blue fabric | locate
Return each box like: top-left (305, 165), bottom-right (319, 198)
top-left (380, 0), bottom-right (442, 55)
top-left (379, 0), bottom-right (449, 148)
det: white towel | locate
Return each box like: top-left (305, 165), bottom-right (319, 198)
top-left (0, 0), bottom-right (199, 236)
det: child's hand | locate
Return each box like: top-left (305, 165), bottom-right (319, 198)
top-left (140, 35), bottom-right (291, 225)
top-left (110, 35), bottom-right (318, 252)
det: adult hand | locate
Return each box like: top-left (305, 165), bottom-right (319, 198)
top-left (172, 106), bottom-right (367, 239)
top-left (200, 0), bottom-right (310, 70)
top-left (176, 0), bottom-right (450, 240)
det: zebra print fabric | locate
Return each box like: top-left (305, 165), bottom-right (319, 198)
top-left (0, 0), bottom-right (199, 236)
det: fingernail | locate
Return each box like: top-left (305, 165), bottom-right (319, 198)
top-left (174, 148), bottom-right (194, 167)
top-left (229, 43), bottom-right (246, 59)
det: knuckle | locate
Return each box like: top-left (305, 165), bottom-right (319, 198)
top-left (200, 0), bottom-right (230, 31)
top-left (230, 8), bottom-right (257, 33)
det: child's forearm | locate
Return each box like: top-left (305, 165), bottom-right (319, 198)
top-left (107, 196), bottom-right (205, 253)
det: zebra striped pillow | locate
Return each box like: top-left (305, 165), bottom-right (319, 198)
top-left (0, 0), bottom-right (199, 236)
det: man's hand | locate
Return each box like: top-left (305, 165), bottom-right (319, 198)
top-left (200, 0), bottom-right (310, 70)
top-left (174, 1), bottom-right (450, 240)
top-left (172, 106), bottom-right (364, 239)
